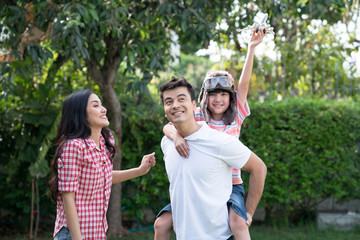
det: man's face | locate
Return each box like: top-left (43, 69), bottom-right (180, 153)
top-left (163, 86), bottom-right (196, 124)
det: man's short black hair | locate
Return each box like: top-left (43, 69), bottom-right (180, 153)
top-left (160, 76), bottom-right (196, 104)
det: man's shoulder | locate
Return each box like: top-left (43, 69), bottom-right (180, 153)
top-left (201, 124), bottom-right (237, 143)
top-left (161, 135), bottom-right (173, 150)
top-left (161, 135), bottom-right (170, 144)
top-left (203, 123), bottom-right (230, 135)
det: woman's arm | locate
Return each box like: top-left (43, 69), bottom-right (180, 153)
top-left (163, 123), bottom-right (189, 158)
top-left (62, 192), bottom-right (82, 240)
top-left (112, 152), bottom-right (156, 184)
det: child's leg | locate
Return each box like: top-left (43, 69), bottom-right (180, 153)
top-left (229, 207), bottom-right (250, 240)
top-left (154, 203), bottom-right (173, 240)
top-left (228, 184), bottom-right (250, 240)
top-left (154, 211), bottom-right (173, 240)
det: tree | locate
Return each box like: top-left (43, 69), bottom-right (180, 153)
top-left (210, 0), bottom-right (360, 99)
top-left (1, 0), bottom-right (237, 235)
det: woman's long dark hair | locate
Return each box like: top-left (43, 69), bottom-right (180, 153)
top-left (49, 90), bottom-right (115, 201)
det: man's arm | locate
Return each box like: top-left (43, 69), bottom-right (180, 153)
top-left (237, 29), bottom-right (266, 106)
top-left (163, 123), bottom-right (189, 158)
top-left (240, 152), bottom-right (267, 225)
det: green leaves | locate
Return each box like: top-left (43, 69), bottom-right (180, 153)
top-left (29, 112), bottom-right (60, 178)
top-left (241, 98), bottom-right (360, 222)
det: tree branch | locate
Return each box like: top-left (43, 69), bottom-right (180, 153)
top-left (106, 55), bottom-right (121, 86)
top-left (86, 59), bottom-right (105, 88)
top-left (45, 54), bottom-right (70, 85)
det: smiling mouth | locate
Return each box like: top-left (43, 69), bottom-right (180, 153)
top-left (172, 111), bottom-right (184, 116)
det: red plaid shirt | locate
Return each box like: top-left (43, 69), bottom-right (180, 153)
top-left (54, 135), bottom-right (114, 240)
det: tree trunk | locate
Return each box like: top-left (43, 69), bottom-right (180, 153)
top-left (34, 177), bottom-right (40, 240)
top-left (107, 150), bottom-right (124, 236)
top-left (103, 85), bottom-right (125, 235)
top-left (30, 178), bottom-right (34, 239)
top-left (87, 58), bottom-right (125, 235)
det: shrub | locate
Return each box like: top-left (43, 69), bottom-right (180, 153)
top-left (240, 98), bottom-right (360, 223)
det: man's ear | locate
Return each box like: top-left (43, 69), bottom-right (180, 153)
top-left (192, 100), bottom-right (197, 111)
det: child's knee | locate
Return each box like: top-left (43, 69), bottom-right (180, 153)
top-left (154, 217), bottom-right (165, 230)
top-left (154, 213), bottom-right (172, 232)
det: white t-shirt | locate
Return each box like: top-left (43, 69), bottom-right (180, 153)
top-left (161, 122), bottom-right (251, 240)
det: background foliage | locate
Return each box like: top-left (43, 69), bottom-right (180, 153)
top-left (0, 0), bottom-right (359, 235)
top-left (212, 0), bottom-right (360, 100)
top-left (241, 98), bottom-right (360, 223)
top-left (1, 0), bottom-right (237, 234)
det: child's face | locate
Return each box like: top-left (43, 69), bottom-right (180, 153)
top-left (207, 91), bottom-right (230, 120)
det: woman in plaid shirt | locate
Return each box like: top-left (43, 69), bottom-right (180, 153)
top-left (49, 90), bottom-right (156, 240)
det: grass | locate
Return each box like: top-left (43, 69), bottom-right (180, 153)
top-left (249, 224), bottom-right (360, 240)
top-left (111, 224), bottom-right (360, 240)
top-left (2, 223), bottom-right (360, 240)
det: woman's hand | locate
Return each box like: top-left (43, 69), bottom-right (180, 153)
top-left (112, 152), bottom-right (156, 183)
top-left (138, 152), bottom-right (156, 175)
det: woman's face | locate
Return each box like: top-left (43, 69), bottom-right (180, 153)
top-left (86, 93), bottom-right (109, 131)
top-left (207, 90), bottom-right (230, 120)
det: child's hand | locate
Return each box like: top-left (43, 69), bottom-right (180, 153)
top-left (138, 152), bottom-right (156, 175)
top-left (248, 28), bottom-right (265, 49)
top-left (174, 135), bottom-right (189, 158)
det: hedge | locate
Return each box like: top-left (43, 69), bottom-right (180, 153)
top-left (240, 98), bottom-right (360, 222)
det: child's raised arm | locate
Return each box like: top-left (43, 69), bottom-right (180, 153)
top-left (237, 28), bottom-right (266, 106)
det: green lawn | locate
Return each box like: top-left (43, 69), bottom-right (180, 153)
top-left (2, 224), bottom-right (360, 240)
top-left (112, 225), bottom-right (360, 240)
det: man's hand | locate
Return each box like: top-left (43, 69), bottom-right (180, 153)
top-left (245, 212), bottom-right (253, 227)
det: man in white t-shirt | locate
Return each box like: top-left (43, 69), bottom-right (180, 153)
top-left (159, 77), bottom-right (267, 240)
